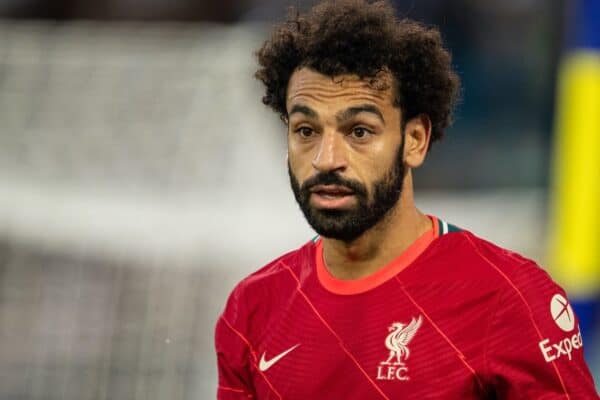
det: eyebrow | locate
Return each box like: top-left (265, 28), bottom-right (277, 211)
top-left (287, 103), bottom-right (385, 124)
top-left (336, 104), bottom-right (385, 124)
top-left (288, 104), bottom-right (318, 119)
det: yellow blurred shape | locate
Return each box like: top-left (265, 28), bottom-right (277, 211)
top-left (548, 51), bottom-right (600, 297)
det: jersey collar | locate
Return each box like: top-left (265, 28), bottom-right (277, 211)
top-left (315, 215), bottom-right (439, 295)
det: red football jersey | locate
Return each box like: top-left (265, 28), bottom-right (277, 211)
top-left (215, 216), bottom-right (598, 399)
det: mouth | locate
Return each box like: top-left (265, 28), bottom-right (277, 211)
top-left (309, 185), bottom-right (356, 209)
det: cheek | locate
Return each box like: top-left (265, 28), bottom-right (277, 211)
top-left (287, 141), bottom-right (315, 178)
top-left (369, 135), bottom-right (398, 162)
top-left (350, 141), bottom-right (396, 184)
top-left (376, 131), bottom-right (403, 165)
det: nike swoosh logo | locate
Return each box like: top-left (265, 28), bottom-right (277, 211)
top-left (259, 344), bottom-right (300, 372)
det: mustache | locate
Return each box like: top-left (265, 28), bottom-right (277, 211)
top-left (300, 171), bottom-right (367, 197)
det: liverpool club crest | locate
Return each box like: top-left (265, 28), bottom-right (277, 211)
top-left (376, 316), bottom-right (422, 381)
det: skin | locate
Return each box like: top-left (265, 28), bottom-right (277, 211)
top-left (286, 67), bottom-right (433, 280)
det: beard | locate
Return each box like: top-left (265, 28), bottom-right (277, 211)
top-left (288, 137), bottom-right (405, 242)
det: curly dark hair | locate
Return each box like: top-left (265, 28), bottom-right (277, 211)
top-left (255, 0), bottom-right (460, 147)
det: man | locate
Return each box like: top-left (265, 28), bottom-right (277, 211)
top-left (215, 0), bottom-right (599, 398)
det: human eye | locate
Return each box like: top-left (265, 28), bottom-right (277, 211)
top-left (349, 126), bottom-right (372, 140)
top-left (295, 126), bottom-right (316, 138)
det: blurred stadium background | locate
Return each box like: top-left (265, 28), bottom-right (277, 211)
top-left (0, 0), bottom-right (598, 398)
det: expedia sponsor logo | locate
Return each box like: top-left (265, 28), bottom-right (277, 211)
top-left (539, 330), bottom-right (583, 362)
top-left (550, 293), bottom-right (575, 331)
top-left (538, 294), bottom-right (583, 363)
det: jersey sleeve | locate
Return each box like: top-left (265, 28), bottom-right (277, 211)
top-left (214, 288), bottom-right (257, 399)
top-left (484, 261), bottom-right (598, 399)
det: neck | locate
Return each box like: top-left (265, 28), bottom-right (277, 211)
top-left (320, 172), bottom-right (432, 280)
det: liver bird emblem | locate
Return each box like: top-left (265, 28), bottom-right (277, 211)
top-left (382, 316), bottom-right (422, 365)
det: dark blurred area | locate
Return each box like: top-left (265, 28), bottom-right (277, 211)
top-left (0, 0), bottom-right (251, 21)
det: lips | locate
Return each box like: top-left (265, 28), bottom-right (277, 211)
top-left (310, 185), bottom-right (356, 209)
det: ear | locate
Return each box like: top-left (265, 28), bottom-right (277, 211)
top-left (403, 114), bottom-right (432, 168)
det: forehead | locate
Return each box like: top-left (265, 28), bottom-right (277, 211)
top-left (286, 67), bottom-right (396, 112)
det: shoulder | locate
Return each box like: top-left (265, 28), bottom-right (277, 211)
top-left (433, 222), bottom-right (546, 283)
top-left (425, 219), bottom-right (567, 310)
top-left (433, 223), bottom-right (567, 318)
top-left (432, 223), bottom-right (594, 394)
top-left (218, 238), bottom-right (316, 329)
top-left (235, 237), bottom-right (316, 295)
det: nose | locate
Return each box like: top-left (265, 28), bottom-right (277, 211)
top-left (311, 131), bottom-right (347, 173)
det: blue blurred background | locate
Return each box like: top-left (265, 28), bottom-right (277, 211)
top-left (0, 0), bottom-right (598, 398)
